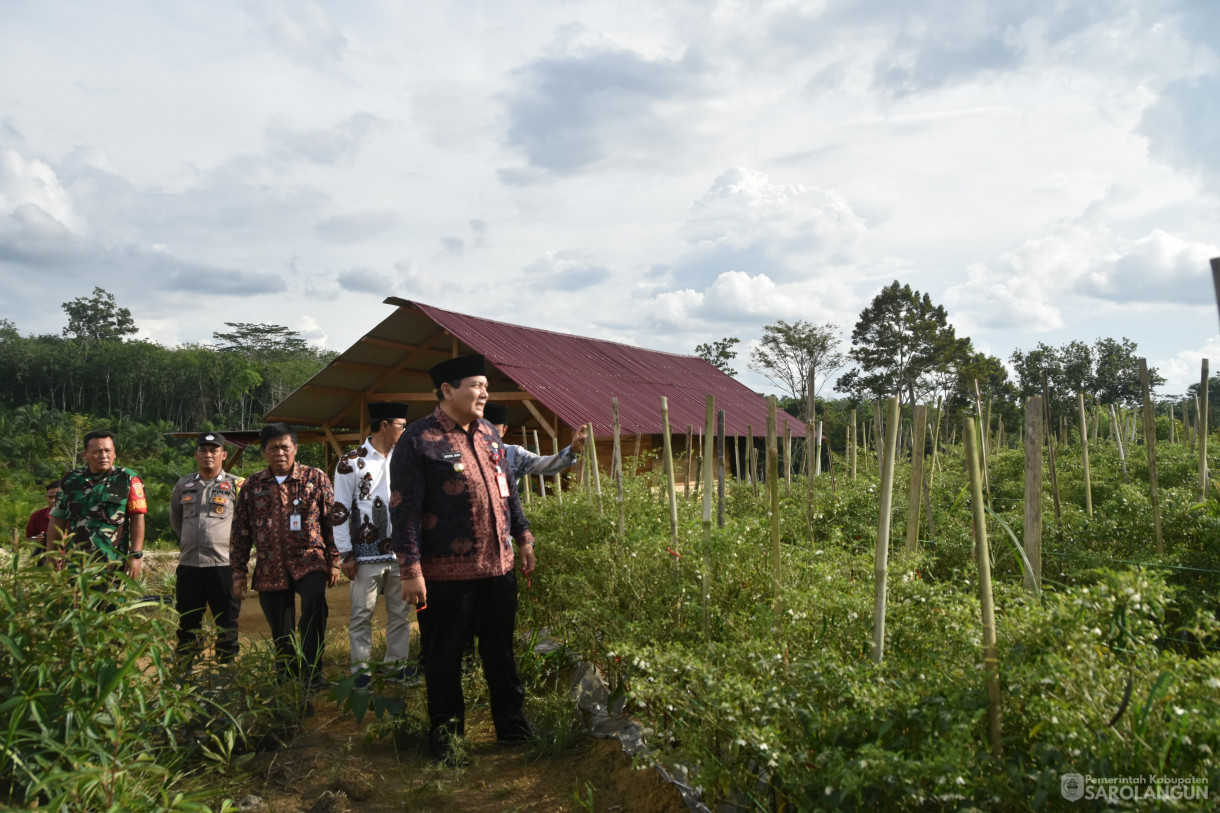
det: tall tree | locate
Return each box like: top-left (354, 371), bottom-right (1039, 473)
top-left (61, 287), bottom-right (138, 343)
top-left (748, 320), bottom-right (845, 415)
top-left (837, 281), bottom-right (966, 407)
top-left (211, 322), bottom-right (309, 357)
top-left (694, 337), bottom-right (741, 376)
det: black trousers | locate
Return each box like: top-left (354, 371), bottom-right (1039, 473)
top-left (417, 572), bottom-right (531, 756)
top-left (257, 571), bottom-right (329, 683)
top-left (175, 565), bottom-right (241, 662)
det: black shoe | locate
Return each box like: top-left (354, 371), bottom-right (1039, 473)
top-left (307, 674), bottom-right (330, 692)
top-left (353, 673), bottom-right (372, 691)
top-left (386, 665), bottom-right (421, 686)
top-left (430, 748), bottom-right (470, 767)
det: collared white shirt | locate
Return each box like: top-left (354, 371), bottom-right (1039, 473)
top-left (332, 437), bottom-right (395, 562)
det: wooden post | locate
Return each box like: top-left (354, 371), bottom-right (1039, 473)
top-left (552, 436), bottom-right (564, 505)
top-left (702, 395), bottom-right (715, 640)
top-left (633, 432), bottom-right (642, 474)
top-left (747, 425), bottom-right (758, 497)
top-left (767, 397), bottom-right (781, 610)
top-left (904, 404), bottom-right (928, 558)
top-left (717, 410), bottom-right (726, 529)
top-left (1139, 359), bottom-right (1164, 554)
top-left (1024, 397), bottom-right (1042, 595)
top-left (1077, 393), bottom-right (1092, 517)
top-left (1169, 403), bottom-right (1175, 445)
top-left (965, 415), bottom-right (1003, 758)
top-left (1200, 359), bottom-right (1210, 500)
top-left (1111, 404), bottom-right (1129, 484)
top-left (871, 396), bottom-right (900, 664)
top-left (660, 398), bottom-right (678, 547)
top-left (587, 423), bottom-right (603, 515)
top-left (612, 399), bottom-right (625, 537)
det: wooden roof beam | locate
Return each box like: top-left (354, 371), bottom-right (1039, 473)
top-left (325, 327), bottom-right (448, 425)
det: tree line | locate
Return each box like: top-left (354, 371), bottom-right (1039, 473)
top-left (695, 280), bottom-right (1201, 433)
top-left (0, 288), bottom-right (335, 431)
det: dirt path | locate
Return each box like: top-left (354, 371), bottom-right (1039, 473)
top-left (158, 565), bottom-right (688, 812)
top-left (239, 698), bottom-right (688, 813)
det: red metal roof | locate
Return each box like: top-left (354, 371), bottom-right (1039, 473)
top-left (413, 301), bottom-right (805, 439)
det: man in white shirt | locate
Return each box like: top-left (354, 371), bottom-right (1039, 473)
top-left (333, 402), bottom-right (413, 689)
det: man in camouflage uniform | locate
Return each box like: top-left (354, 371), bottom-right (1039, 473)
top-left (49, 429), bottom-right (148, 578)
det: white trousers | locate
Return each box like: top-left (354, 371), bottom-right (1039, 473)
top-left (348, 560), bottom-right (411, 671)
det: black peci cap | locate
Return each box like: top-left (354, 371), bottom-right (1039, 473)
top-left (429, 354), bottom-right (485, 388)
top-left (483, 402), bottom-right (508, 425)
top-left (196, 432), bottom-right (226, 447)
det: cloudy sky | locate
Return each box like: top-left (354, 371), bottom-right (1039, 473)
top-left (2, 0), bottom-right (1218, 398)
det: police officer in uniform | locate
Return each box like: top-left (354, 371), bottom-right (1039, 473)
top-left (170, 432), bottom-right (245, 667)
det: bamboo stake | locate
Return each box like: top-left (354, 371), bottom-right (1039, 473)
top-left (928, 396), bottom-right (943, 490)
top-left (633, 432), bottom-right (642, 474)
top-left (1024, 397), bottom-right (1043, 594)
top-left (783, 421), bottom-right (792, 495)
top-left (520, 428), bottom-right (532, 504)
top-left (1169, 403), bottom-right (1175, 445)
top-left (1077, 393), bottom-right (1092, 517)
top-left (702, 395), bottom-right (715, 640)
top-left (684, 424), bottom-right (693, 499)
top-left (1041, 371), bottom-right (1062, 533)
top-left (1139, 360), bottom-right (1164, 554)
top-left (814, 419), bottom-right (823, 477)
top-left (587, 423), bottom-right (603, 515)
top-left (612, 399), bottom-right (625, 537)
top-left (965, 415), bottom-right (1003, 758)
top-left (552, 437), bottom-right (563, 505)
top-left (660, 398), bottom-right (678, 546)
top-left (1110, 404), bottom-right (1129, 484)
top-left (904, 403), bottom-right (927, 558)
top-left (717, 410), bottom-right (726, 529)
top-left (747, 425), bottom-right (758, 498)
top-left (973, 380), bottom-right (992, 505)
top-left (1200, 359), bottom-right (1210, 500)
top-left (767, 397), bottom-right (781, 610)
top-left (873, 399), bottom-right (884, 465)
top-left (733, 432), bottom-right (742, 483)
top-left (806, 419), bottom-right (816, 543)
top-left (849, 407), bottom-right (858, 480)
top-left (532, 430), bottom-right (546, 497)
top-left (871, 396), bottom-right (900, 665)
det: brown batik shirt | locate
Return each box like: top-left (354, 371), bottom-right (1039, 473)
top-left (230, 462), bottom-right (338, 591)
top-left (390, 406), bottom-right (533, 582)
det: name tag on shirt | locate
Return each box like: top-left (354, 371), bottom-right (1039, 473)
top-left (290, 514), bottom-right (302, 531)
top-left (497, 471), bottom-right (510, 498)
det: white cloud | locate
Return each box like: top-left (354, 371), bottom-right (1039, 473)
top-left (1157, 335), bottom-right (1220, 397)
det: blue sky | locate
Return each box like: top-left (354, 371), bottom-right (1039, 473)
top-left (1, 0), bottom-right (1217, 398)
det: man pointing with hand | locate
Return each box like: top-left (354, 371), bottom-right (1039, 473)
top-left (390, 354), bottom-right (536, 763)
